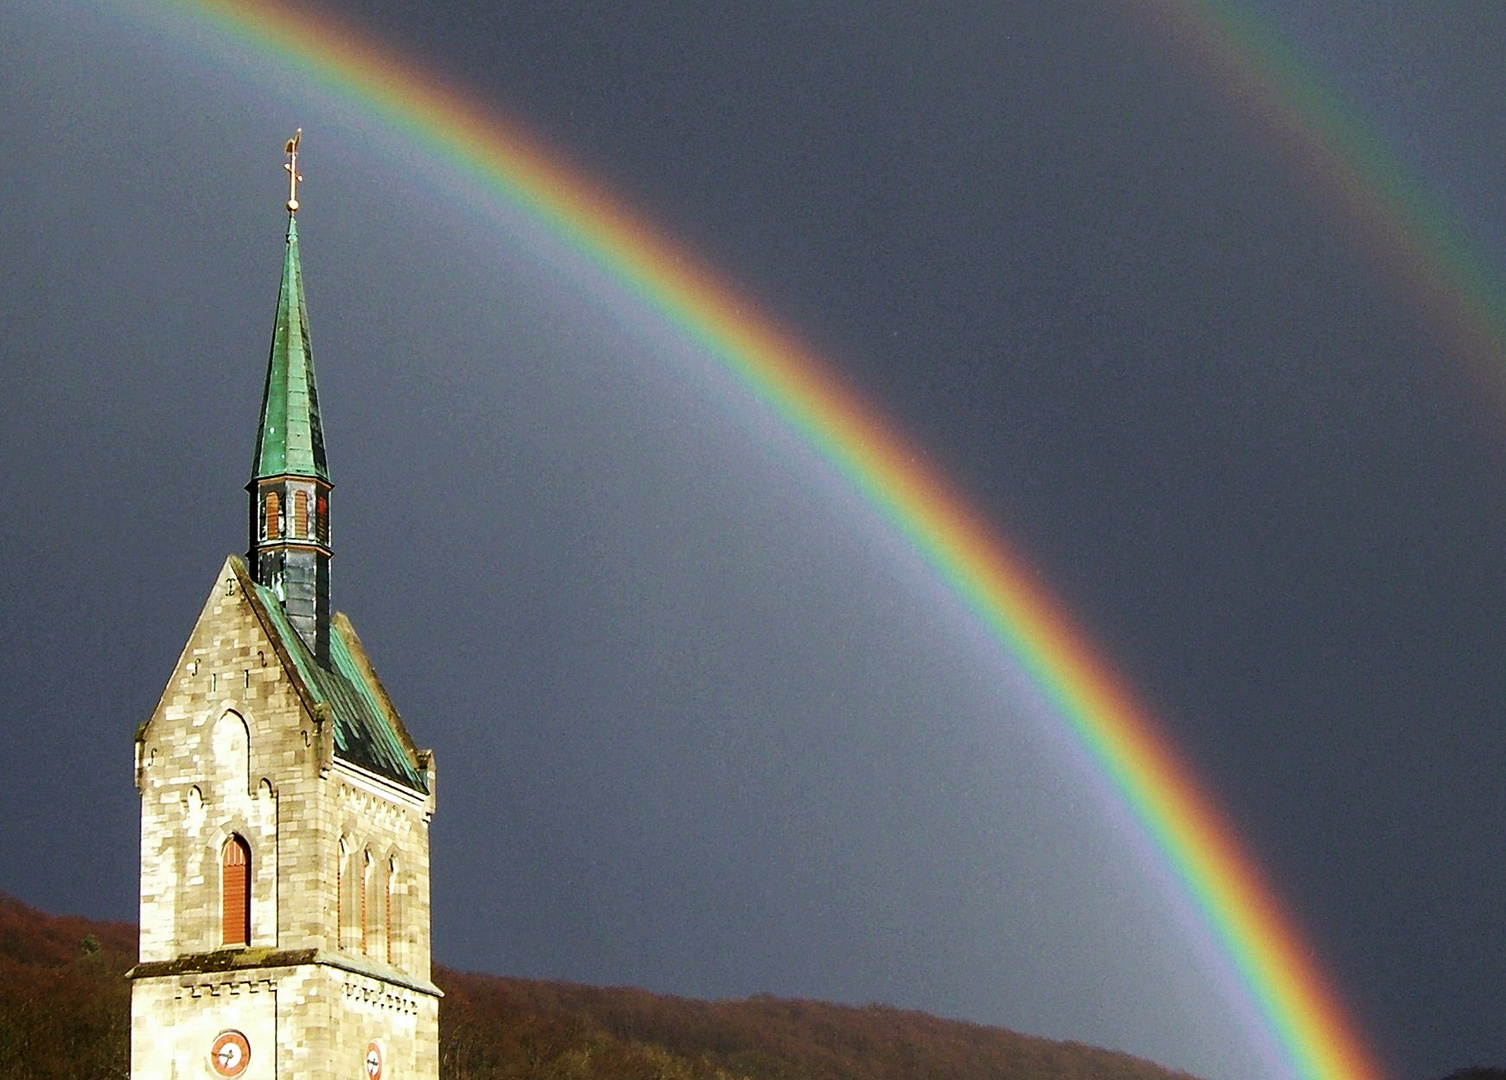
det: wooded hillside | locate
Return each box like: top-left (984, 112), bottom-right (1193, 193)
top-left (0, 892), bottom-right (1201, 1080)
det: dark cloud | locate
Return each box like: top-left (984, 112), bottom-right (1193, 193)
top-left (3, 3), bottom-right (1504, 1078)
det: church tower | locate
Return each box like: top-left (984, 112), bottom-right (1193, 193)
top-left (129, 136), bottom-right (440, 1080)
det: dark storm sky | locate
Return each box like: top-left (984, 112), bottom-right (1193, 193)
top-left (2, 3), bottom-right (1505, 1080)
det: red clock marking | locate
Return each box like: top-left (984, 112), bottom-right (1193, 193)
top-left (210, 1030), bottom-right (251, 1078)
top-left (365, 1040), bottom-right (384, 1080)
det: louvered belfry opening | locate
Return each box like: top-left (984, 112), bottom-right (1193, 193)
top-left (222, 835), bottom-right (251, 947)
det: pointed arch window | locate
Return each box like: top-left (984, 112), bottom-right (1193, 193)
top-left (294, 491), bottom-right (309, 537)
top-left (361, 850), bottom-right (372, 954)
top-left (385, 857), bottom-right (396, 965)
top-left (265, 492), bottom-right (281, 540)
top-left (336, 838), bottom-right (347, 950)
top-left (222, 835), bottom-right (251, 947)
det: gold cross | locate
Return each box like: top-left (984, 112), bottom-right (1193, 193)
top-left (284, 129), bottom-right (303, 212)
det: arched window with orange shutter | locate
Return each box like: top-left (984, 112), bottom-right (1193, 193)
top-left (294, 491), bottom-right (308, 537)
top-left (385, 857), bottom-right (396, 965)
top-left (265, 492), bottom-right (281, 540)
top-left (336, 838), bottom-right (347, 950)
top-left (361, 850), bottom-right (372, 954)
top-left (222, 835), bottom-right (251, 947)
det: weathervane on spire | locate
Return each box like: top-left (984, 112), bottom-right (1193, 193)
top-left (284, 129), bottom-right (303, 212)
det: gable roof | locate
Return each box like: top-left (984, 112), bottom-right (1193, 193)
top-left (232, 557), bottom-right (427, 793)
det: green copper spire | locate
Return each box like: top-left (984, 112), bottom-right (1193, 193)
top-left (248, 134), bottom-right (335, 666)
top-left (251, 213), bottom-right (329, 482)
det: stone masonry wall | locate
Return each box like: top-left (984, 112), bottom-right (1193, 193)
top-left (132, 557), bottom-right (438, 1079)
top-left (131, 964), bottom-right (438, 1080)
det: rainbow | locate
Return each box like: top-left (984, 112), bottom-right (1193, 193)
top-left (127, 2), bottom-right (1418, 1078)
top-left (1136, 0), bottom-right (1506, 396)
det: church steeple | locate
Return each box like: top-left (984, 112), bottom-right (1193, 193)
top-left (131, 131), bottom-right (439, 1080)
top-left (247, 131), bottom-right (333, 666)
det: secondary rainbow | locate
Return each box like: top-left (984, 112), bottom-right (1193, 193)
top-left (1134, 0), bottom-right (1506, 396)
top-left (141, 2), bottom-right (1404, 1079)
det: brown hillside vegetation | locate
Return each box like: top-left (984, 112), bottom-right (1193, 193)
top-left (0, 894), bottom-right (135, 1080)
top-left (0, 893), bottom-right (1201, 1080)
top-left (439, 967), bottom-right (1201, 1080)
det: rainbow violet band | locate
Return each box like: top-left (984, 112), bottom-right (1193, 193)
top-left (153, 1), bottom-right (1395, 1078)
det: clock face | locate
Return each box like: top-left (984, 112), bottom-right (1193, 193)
top-left (365, 1040), bottom-right (384, 1080)
top-left (210, 1030), bottom-right (251, 1078)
